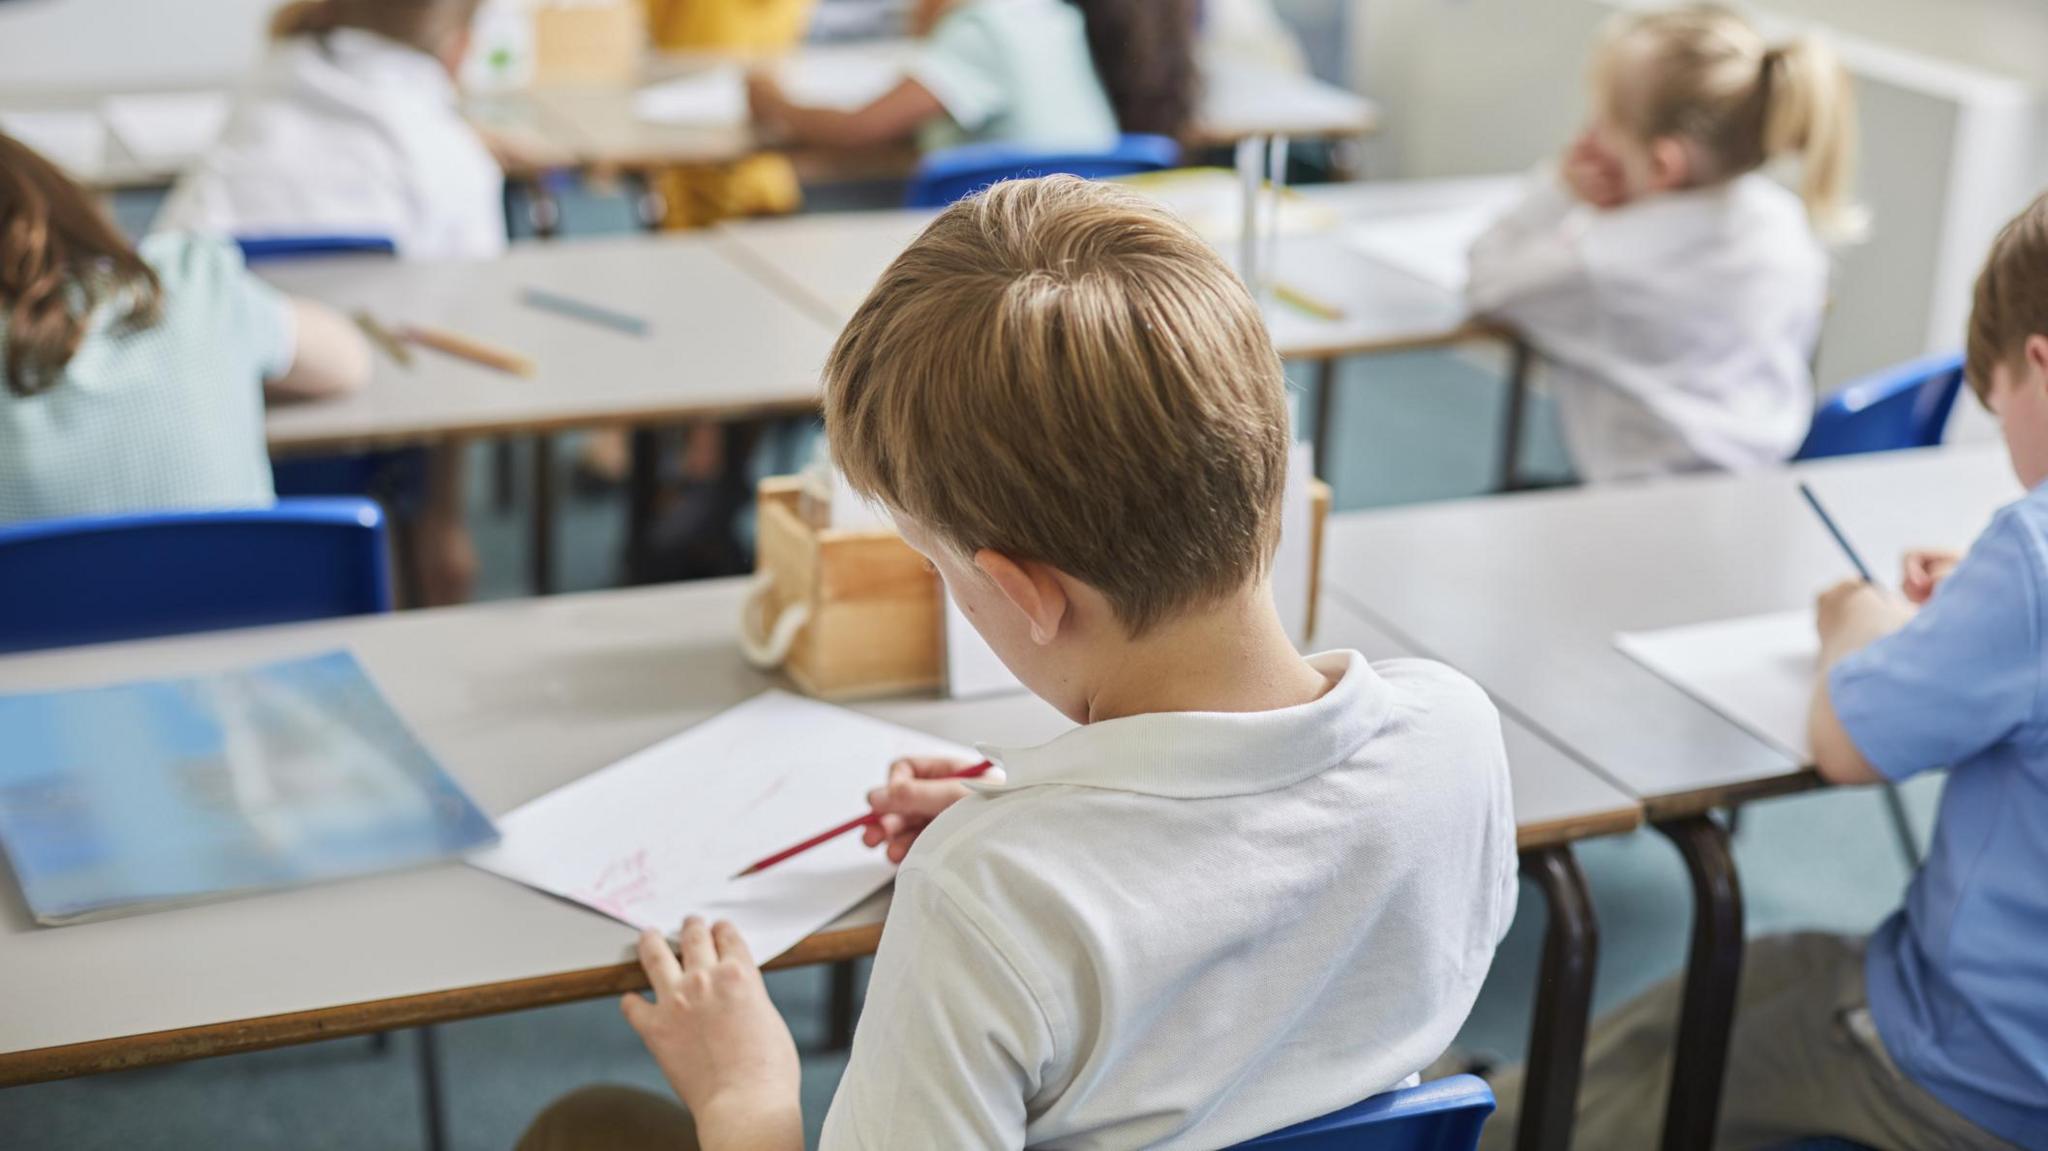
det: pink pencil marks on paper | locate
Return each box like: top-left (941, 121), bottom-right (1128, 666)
top-left (581, 848), bottom-right (656, 920)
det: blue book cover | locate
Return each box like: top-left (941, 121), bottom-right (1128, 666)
top-left (0, 650), bottom-right (498, 925)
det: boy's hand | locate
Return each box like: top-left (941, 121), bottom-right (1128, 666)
top-left (1901, 548), bottom-right (1963, 605)
top-left (1815, 580), bottom-right (1915, 664)
top-left (862, 756), bottom-right (985, 863)
top-left (621, 918), bottom-right (802, 1148)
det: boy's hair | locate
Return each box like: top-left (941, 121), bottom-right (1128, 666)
top-left (1596, 3), bottom-right (1863, 241)
top-left (270, 0), bottom-right (482, 53)
top-left (1966, 191), bottom-right (2048, 403)
top-left (823, 175), bottom-right (1289, 637)
top-left (0, 133), bottom-right (163, 397)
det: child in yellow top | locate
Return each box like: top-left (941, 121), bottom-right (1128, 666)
top-left (642, 0), bottom-right (813, 228)
top-left (518, 176), bottom-right (1517, 1150)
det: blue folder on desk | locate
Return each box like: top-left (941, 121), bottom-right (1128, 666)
top-left (0, 651), bottom-right (497, 925)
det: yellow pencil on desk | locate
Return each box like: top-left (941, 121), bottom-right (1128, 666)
top-left (401, 325), bottom-right (536, 378)
top-left (1273, 282), bottom-right (1344, 323)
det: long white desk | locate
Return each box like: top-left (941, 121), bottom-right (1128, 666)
top-left (0, 581), bottom-right (1633, 1151)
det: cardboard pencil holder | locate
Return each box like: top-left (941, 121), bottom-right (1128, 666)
top-left (533, 2), bottom-right (644, 87)
top-left (741, 476), bottom-right (1333, 700)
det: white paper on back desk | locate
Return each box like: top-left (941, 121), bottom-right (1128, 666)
top-left (1614, 609), bottom-right (1817, 762)
top-left (469, 691), bottom-right (977, 959)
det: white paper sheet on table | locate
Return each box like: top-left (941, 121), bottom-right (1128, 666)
top-left (469, 691), bottom-right (978, 961)
top-left (0, 110), bottom-right (107, 175)
top-left (1615, 609), bottom-right (1816, 762)
top-left (101, 92), bottom-right (231, 164)
top-left (1341, 200), bottom-right (1512, 296)
top-left (634, 51), bottom-right (902, 125)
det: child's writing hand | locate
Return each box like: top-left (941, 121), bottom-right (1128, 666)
top-left (862, 756), bottom-right (988, 863)
top-left (1901, 548), bottom-right (1963, 605)
top-left (621, 918), bottom-right (802, 1150)
top-left (1815, 579), bottom-right (1914, 663)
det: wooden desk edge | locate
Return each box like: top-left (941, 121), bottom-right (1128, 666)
top-left (1638, 769), bottom-right (1821, 824)
top-left (1516, 804), bottom-right (1642, 852)
top-left (0, 920), bottom-right (883, 1087)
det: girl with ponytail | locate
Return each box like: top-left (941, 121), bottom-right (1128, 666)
top-left (1468, 3), bottom-right (1860, 484)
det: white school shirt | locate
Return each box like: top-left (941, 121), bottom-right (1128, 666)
top-left (155, 29), bottom-right (505, 261)
top-left (1467, 170), bottom-right (1828, 483)
top-left (820, 651), bottom-right (1519, 1150)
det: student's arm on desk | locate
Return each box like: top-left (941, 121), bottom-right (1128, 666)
top-left (265, 300), bottom-right (371, 402)
top-left (1465, 169), bottom-right (1593, 332)
top-left (748, 74), bottom-right (944, 149)
top-left (1810, 520), bottom-right (2041, 788)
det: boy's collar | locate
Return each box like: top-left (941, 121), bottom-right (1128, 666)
top-left (969, 651), bottom-right (1391, 800)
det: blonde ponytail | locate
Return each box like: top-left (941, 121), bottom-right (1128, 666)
top-left (1762, 36), bottom-right (1864, 241)
top-left (1597, 4), bottom-right (1865, 242)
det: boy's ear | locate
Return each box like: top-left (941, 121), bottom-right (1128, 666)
top-left (2025, 334), bottom-right (2048, 385)
top-left (1647, 137), bottom-right (1691, 192)
top-left (973, 549), bottom-right (1069, 646)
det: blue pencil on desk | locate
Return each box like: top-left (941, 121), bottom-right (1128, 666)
top-left (519, 287), bottom-right (650, 336)
top-left (1798, 481), bottom-right (1878, 584)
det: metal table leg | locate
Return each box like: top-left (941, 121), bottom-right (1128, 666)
top-left (530, 434), bottom-right (557, 596)
top-left (416, 1025), bottom-right (448, 1151)
top-left (1497, 338), bottom-right (1534, 493)
top-left (1656, 816), bottom-right (1745, 1151)
top-left (1517, 846), bottom-right (1598, 1151)
top-left (828, 959), bottom-right (862, 1052)
top-left (624, 428), bottom-right (662, 585)
top-left (1311, 357), bottom-right (1338, 481)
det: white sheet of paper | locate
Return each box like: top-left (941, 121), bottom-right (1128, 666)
top-left (1274, 440), bottom-right (1315, 648)
top-left (101, 92), bottom-right (231, 164)
top-left (1340, 200), bottom-right (1513, 296)
top-left (469, 691), bottom-right (977, 961)
top-left (944, 590), bottom-right (1022, 699)
top-left (634, 68), bottom-right (748, 125)
top-left (0, 110), bottom-right (107, 176)
top-left (634, 50), bottom-right (902, 125)
top-left (1615, 609), bottom-right (1817, 761)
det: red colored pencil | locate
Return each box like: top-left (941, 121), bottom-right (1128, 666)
top-left (731, 760), bottom-right (995, 878)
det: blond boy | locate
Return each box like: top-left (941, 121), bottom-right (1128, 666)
top-left (522, 177), bottom-right (1517, 1150)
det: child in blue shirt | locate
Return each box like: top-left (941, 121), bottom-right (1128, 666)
top-left (1806, 191), bottom-right (2048, 1150)
top-left (1478, 196), bottom-right (2048, 1151)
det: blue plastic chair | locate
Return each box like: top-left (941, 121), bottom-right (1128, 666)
top-left (234, 234), bottom-right (398, 263)
top-left (906, 133), bottom-right (1183, 207)
top-left (1230, 1075), bottom-right (1495, 1150)
top-left (0, 499), bottom-right (391, 655)
top-left (1795, 351), bottom-right (1966, 461)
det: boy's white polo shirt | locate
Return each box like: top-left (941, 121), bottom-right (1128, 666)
top-left (820, 650), bottom-right (1519, 1150)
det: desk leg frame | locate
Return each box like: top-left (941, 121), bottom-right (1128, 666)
top-left (1656, 815), bottom-right (1744, 1151)
top-left (531, 434), bottom-right (557, 596)
top-left (1311, 357), bottom-right (1338, 482)
top-left (1517, 846), bottom-right (1597, 1151)
top-left (416, 1025), bottom-right (448, 1151)
top-left (1497, 338), bottom-right (1533, 493)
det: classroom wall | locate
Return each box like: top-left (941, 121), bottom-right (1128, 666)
top-left (1350, 0), bottom-right (2048, 391)
top-left (0, 0), bottom-right (280, 89)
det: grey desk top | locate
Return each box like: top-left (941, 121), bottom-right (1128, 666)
top-left (0, 583), bottom-right (1631, 1077)
top-left (1322, 444), bottom-right (2023, 818)
top-left (257, 233), bottom-right (839, 451)
top-left (712, 183), bottom-right (1499, 362)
